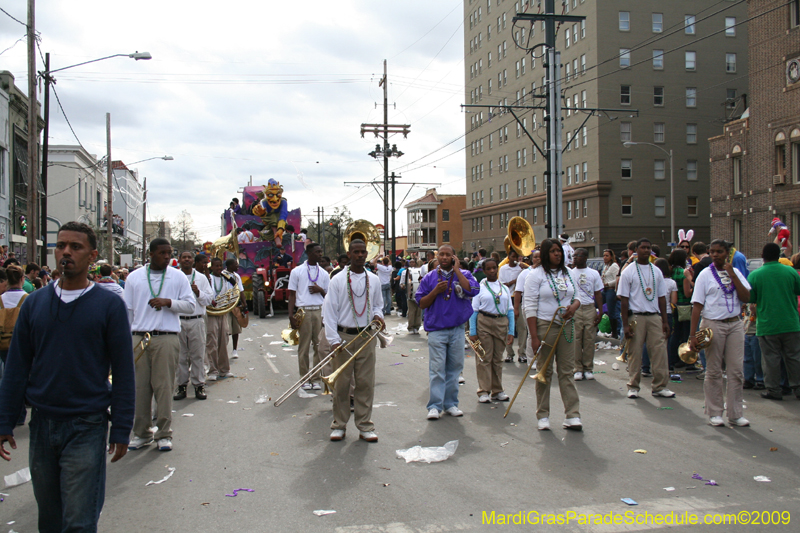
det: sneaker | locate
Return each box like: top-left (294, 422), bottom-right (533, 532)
top-left (518, 356), bottom-right (528, 364)
top-left (194, 385), bottom-right (207, 400)
top-left (311, 383), bottom-right (322, 391)
top-left (729, 417), bottom-right (750, 427)
top-left (584, 371), bottom-right (594, 380)
top-left (158, 438), bottom-right (173, 451)
top-left (563, 417), bottom-right (583, 431)
top-left (493, 392), bottom-right (510, 402)
top-left (627, 389), bottom-right (639, 399)
top-left (760, 391), bottom-right (783, 401)
top-left (220, 372), bottom-right (235, 379)
top-left (206, 373), bottom-right (218, 382)
top-left (458, 375), bottom-right (466, 384)
top-left (350, 398), bottom-right (355, 412)
top-left (427, 408), bottom-right (440, 420)
top-left (709, 416), bottom-right (724, 427)
top-left (574, 371), bottom-right (584, 381)
top-left (173, 385), bottom-right (187, 401)
top-left (301, 383), bottom-right (313, 390)
top-left (506, 351), bottom-right (516, 359)
top-left (445, 406), bottom-right (464, 417)
top-left (330, 429), bottom-right (345, 441)
top-left (696, 372), bottom-right (706, 380)
top-left (359, 430), bottom-right (378, 442)
top-left (503, 356), bottom-right (514, 363)
top-left (754, 382), bottom-right (766, 390)
top-left (537, 418), bottom-right (550, 431)
top-left (128, 436), bottom-right (154, 450)
top-left (642, 370), bottom-right (653, 378)
top-left (652, 388), bottom-right (676, 398)
top-left (231, 349), bottom-right (239, 359)
top-left (478, 394), bottom-right (492, 403)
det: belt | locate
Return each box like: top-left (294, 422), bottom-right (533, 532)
top-left (180, 315), bottom-right (204, 320)
top-left (717, 316), bottom-right (741, 323)
top-left (299, 306), bottom-right (322, 311)
top-left (479, 311), bottom-right (504, 318)
top-left (132, 330), bottom-right (178, 336)
top-left (337, 325), bottom-right (368, 335)
top-left (630, 311), bottom-right (659, 316)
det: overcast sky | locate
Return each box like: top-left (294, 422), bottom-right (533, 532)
top-left (0, 0), bottom-right (467, 242)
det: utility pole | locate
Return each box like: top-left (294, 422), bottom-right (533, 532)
top-left (142, 177), bottom-right (147, 264)
top-left (106, 113), bottom-right (113, 264)
top-left (26, 0), bottom-right (38, 263)
top-left (40, 52), bottom-right (50, 266)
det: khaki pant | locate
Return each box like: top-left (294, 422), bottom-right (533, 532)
top-left (573, 305), bottom-right (597, 372)
top-left (318, 326), bottom-right (354, 395)
top-left (535, 321), bottom-right (580, 419)
top-left (228, 310), bottom-right (242, 335)
top-left (331, 330), bottom-right (377, 432)
top-left (627, 314), bottom-right (669, 392)
top-left (298, 309), bottom-right (323, 383)
top-left (407, 298), bottom-right (422, 331)
top-left (505, 309), bottom-right (528, 357)
top-left (132, 334), bottom-right (180, 440)
top-left (206, 314), bottom-right (230, 376)
top-left (703, 318), bottom-right (745, 419)
top-left (476, 314), bottom-right (508, 396)
top-left (177, 317), bottom-right (206, 387)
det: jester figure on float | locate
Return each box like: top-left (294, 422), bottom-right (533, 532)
top-left (252, 178), bottom-right (289, 245)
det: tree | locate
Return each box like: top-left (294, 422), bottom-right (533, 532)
top-left (172, 210), bottom-right (199, 253)
top-left (306, 206), bottom-right (353, 257)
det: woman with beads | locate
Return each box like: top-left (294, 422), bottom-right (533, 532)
top-left (523, 239), bottom-right (582, 431)
top-left (469, 258), bottom-right (515, 404)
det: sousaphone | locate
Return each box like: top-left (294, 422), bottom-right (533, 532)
top-left (207, 271), bottom-right (241, 316)
top-left (499, 216), bottom-right (537, 267)
top-left (343, 219), bottom-right (381, 262)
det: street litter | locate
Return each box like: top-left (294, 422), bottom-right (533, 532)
top-left (145, 466), bottom-right (175, 486)
top-left (262, 333), bottom-right (273, 337)
top-left (670, 374), bottom-right (682, 381)
top-left (657, 407), bottom-right (674, 410)
top-left (634, 449), bottom-right (647, 454)
top-left (770, 447), bottom-right (778, 452)
top-left (254, 388), bottom-right (270, 404)
top-left (313, 510), bottom-right (336, 516)
top-left (4, 467), bottom-right (30, 489)
top-left (401, 354), bottom-right (409, 357)
top-left (595, 342), bottom-right (613, 350)
top-left (225, 488), bottom-right (254, 497)
top-left (227, 401), bottom-right (239, 404)
top-left (593, 359), bottom-right (607, 365)
top-left (243, 338), bottom-right (253, 342)
top-left (181, 413), bottom-right (194, 417)
top-left (411, 349), bottom-right (419, 352)
top-left (621, 498), bottom-right (638, 506)
top-left (282, 344), bottom-right (292, 348)
top-left (500, 442), bottom-right (509, 447)
top-left (297, 389), bottom-right (317, 398)
top-left (283, 349), bottom-right (293, 352)
top-left (664, 487), bottom-right (675, 491)
top-left (373, 402), bottom-right (398, 408)
top-left (270, 341), bottom-right (283, 345)
top-left (611, 363), bottom-right (620, 371)
top-left (390, 362), bottom-right (403, 366)
top-left (754, 476), bottom-right (771, 482)
top-left (705, 480), bottom-right (718, 486)
top-left (692, 474), bottom-right (704, 480)
top-left (396, 440), bottom-right (458, 463)
top-left (265, 353), bottom-right (277, 358)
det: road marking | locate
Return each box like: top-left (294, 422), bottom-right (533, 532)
top-left (263, 355), bottom-right (279, 373)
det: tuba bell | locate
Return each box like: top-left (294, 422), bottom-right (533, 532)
top-left (207, 271), bottom-right (241, 316)
top-left (678, 328), bottom-right (713, 365)
top-left (211, 209), bottom-right (240, 260)
top-left (281, 308), bottom-right (306, 345)
top-left (343, 219), bottom-right (381, 262)
top-left (499, 216), bottom-right (537, 267)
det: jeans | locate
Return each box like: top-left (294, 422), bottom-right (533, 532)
top-left (381, 284), bottom-right (392, 315)
top-left (744, 334), bottom-right (764, 384)
top-left (0, 349), bottom-right (26, 425)
top-left (426, 326), bottom-right (466, 411)
top-left (602, 289), bottom-right (619, 336)
top-left (615, 299), bottom-right (623, 338)
top-left (758, 332), bottom-right (800, 396)
top-left (396, 288), bottom-right (407, 317)
top-left (669, 315), bottom-right (692, 368)
top-left (29, 409), bottom-right (109, 533)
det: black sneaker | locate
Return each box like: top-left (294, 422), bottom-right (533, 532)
top-left (743, 381), bottom-right (755, 390)
top-left (173, 385), bottom-right (187, 401)
top-left (194, 385), bottom-right (207, 400)
top-left (350, 398), bottom-right (355, 412)
top-left (503, 356), bottom-right (514, 363)
top-left (754, 382), bottom-right (766, 390)
top-left (518, 356), bottom-right (528, 364)
top-left (642, 370), bottom-right (653, 378)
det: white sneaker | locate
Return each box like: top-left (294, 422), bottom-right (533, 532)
top-left (231, 349), bottom-right (239, 359)
top-left (627, 389), bottom-right (639, 399)
top-left (206, 373), bottom-right (218, 382)
top-left (709, 416), bottom-right (724, 427)
top-left (445, 406), bottom-right (463, 417)
top-left (311, 383), bottom-right (322, 390)
top-left (359, 430), bottom-right (378, 442)
top-left (426, 408), bottom-right (440, 420)
top-left (458, 375), bottom-right (466, 384)
top-left (538, 418), bottom-right (550, 431)
top-left (729, 417), bottom-right (750, 427)
top-left (330, 429), bottom-right (345, 441)
top-left (158, 438), bottom-right (172, 451)
top-left (574, 371), bottom-right (584, 381)
top-left (563, 417), bottom-right (583, 431)
top-left (584, 371), bottom-right (594, 380)
top-left (652, 388), bottom-right (676, 398)
top-left (493, 392), bottom-right (510, 402)
top-left (478, 394), bottom-right (492, 403)
top-left (220, 372), bottom-right (235, 379)
top-left (128, 436), bottom-right (153, 450)
top-left (301, 383), bottom-right (313, 390)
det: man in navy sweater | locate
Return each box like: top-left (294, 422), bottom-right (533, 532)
top-left (0, 222), bottom-right (135, 532)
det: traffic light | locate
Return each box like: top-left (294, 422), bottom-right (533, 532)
top-left (19, 215), bottom-right (26, 236)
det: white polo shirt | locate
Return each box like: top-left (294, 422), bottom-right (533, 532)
top-left (617, 261), bottom-right (666, 314)
top-left (523, 266), bottom-right (578, 323)
top-left (498, 263), bottom-right (522, 292)
top-left (691, 265), bottom-right (750, 320)
top-left (571, 267), bottom-right (603, 307)
top-left (288, 261), bottom-right (330, 307)
top-left (472, 279), bottom-right (512, 315)
top-left (376, 263), bottom-right (393, 286)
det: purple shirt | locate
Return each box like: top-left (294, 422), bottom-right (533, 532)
top-left (415, 268), bottom-right (480, 331)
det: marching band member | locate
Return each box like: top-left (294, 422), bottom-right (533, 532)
top-left (469, 258), bottom-right (514, 403)
top-left (524, 239), bottom-right (582, 431)
top-left (288, 243), bottom-right (329, 391)
top-left (571, 249), bottom-right (603, 381)
top-left (417, 245), bottom-right (480, 420)
top-left (323, 240), bottom-right (384, 442)
top-left (224, 259), bottom-right (245, 359)
top-left (514, 249), bottom-right (540, 366)
top-left (499, 251), bottom-right (523, 362)
top-left (401, 260), bottom-right (423, 334)
top-left (618, 238), bottom-right (675, 399)
top-left (174, 252), bottom-right (213, 401)
top-left (689, 239), bottom-right (751, 427)
top-left (206, 258), bottom-right (234, 381)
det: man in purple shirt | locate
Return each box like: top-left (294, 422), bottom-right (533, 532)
top-left (416, 245), bottom-right (480, 419)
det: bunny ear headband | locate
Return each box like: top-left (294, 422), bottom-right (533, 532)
top-left (677, 229), bottom-right (694, 243)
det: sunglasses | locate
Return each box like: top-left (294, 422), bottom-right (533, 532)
top-left (679, 245), bottom-right (690, 249)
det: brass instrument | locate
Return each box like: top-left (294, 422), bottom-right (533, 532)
top-left (281, 308), bottom-right (306, 345)
top-left (211, 209), bottom-right (240, 260)
top-left (499, 217), bottom-right (537, 267)
top-left (133, 333), bottom-right (152, 364)
top-left (616, 319), bottom-right (637, 363)
top-left (504, 307), bottom-right (567, 418)
top-left (678, 328), bottom-right (713, 365)
top-left (207, 271), bottom-right (242, 316)
top-left (274, 320), bottom-right (383, 406)
top-left (343, 219), bottom-right (381, 262)
top-left (465, 331), bottom-right (486, 362)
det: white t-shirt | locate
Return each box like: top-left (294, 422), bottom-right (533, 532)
top-left (515, 267), bottom-right (533, 295)
top-left (55, 282), bottom-right (96, 303)
top-left (571, 267), bottom-right (603, 307)
top-left (498, 264), bottom-right (522, 292)
top-left (691, 265), bottom-right (751, 320)
top-left (663, 277), bottom-right (677, 314)
top-left (562, 242), bottom-right (575, 266)
top-left (323, 268), bottom-right (384, 345)
top-left (376, 263), bottom-right (394, 286)
top-left (617, 261), bottom-right (667, 314)
top-left (401, 267), bottom-right (422, 295)
top-left (523, 266), bottom-right (578, 323)
top-left (1, 289), bottom-right (28, 308)
top-left (472, 279), bottom-right (512, 315)
top-left (288, 261), bottom-right (330, 307)
top-left (237, 230), bottom-right (256, 244)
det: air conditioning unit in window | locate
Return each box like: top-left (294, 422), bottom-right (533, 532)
top-left (773, 174), bottom-right (786, 185)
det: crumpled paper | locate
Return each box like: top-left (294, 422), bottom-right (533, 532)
top-left (396, 440), bottom-right (458, 463)
top-left (3, 467), bottom-right (30, 488)
top-left (313, 510), bottom-right (336, 516)
top-left (145, 467), bottom-right (175, 486)
top-left (754, 476), bottom-right (771, 482)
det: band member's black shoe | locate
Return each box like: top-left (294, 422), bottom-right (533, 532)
top-left (195, 385), bottom-right (207, 400)
top-left (173, 385), bottom-right (187, 401)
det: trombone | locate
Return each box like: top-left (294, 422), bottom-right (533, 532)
top-left (133, 333), bottom-right (151, 364)
top-left (504, 307), bottom-right (567, 418)
top-left (274, 320), bottom-right (383, 406)
top-left (281, 308), bottom-right (306, 346)
top-left (616, 319), bottom-right (637, 363)
top-left (465, 331), bottom-right (486, 362)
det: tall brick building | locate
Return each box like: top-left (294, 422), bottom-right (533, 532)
top-left (709, 0), bottom-right (800, 258)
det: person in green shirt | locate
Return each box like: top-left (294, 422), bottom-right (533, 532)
top-left (23, 263), bottom-right (40, 293)
top-left (748, 243), bottom-right (800, 400)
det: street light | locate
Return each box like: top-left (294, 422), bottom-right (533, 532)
top-left (125, 155), bottom-right (174, 166)
top-left (623, 141), bottom-right (674, 250)
top-left (368, 143), bottom-right (404, 259)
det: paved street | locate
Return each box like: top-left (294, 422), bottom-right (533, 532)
top-left (3, 312), bottom-right (800, 532)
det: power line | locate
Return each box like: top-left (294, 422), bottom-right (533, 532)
top-left (0, 34), bottom-right (27, 57)
top-left (0, 6), bottom-right (27, 27)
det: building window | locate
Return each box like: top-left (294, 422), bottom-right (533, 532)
top-left (522, 148), bottom-right (527, 166)
top-left (620, 49), bottom-right (631, 68)
top-left (504, 154), bottom-right (509, 171)
top-left (619, 12), bottom-right (630, 31)
top-left (583, 199), bottom-right (588, 217)
top-left (490, 187), bottom-right (494, 203)
top-left (581, 54), bottom-right (586, 74)
top-left (686, 124), bottom-right (697, 144)
top-left (523, 178), bottom-right (527, 194)
top-left (442, 230), bottom-right (450, 242)
top-left (685, 15), bottom-right (696, 34)
top-left (685, 51), bottom-right (696, 70)
top-left (654, 123), bottom-right (665, 143)
top-left (620, 122), bottom-right (631, 142)
top-left (655, 196), bottom-right (666, 217)
top-left (581, 19), bottom-right (586, 38)
top-left (792, 141), bottom-right (800, 184)
top-left (652, 13), bottom-right (663, 33)
top-left (533, 175), bottom-right (538, 192)
top-left (516, 150), bottom-right (521, 167)
top-left (582, 161), bottom-right (588, 182)
top-left (567, 166), bottom-right (572, 185)
top-left (734, 219), bottom-right (742, 250)
top-left (621, 85), bottom-right (631, 105)
top-left (686, 87), bottom-right (697, 107)
top-left (442, 209), bottom-right (450, 221)
top-left (653, 50), bottom-right (664, 70)
top-left (733, 157), bottom-right (742, 194)
top-left (793, 0), bottom-right (800, 28)
top-left (776, 143), bottom-right (787, 179)
top-left (0, 147), bottom-right (5, 196)
top-left (725, 17), bottom-right (736, 36)
top-left (726, 53), bottom-right (737, 73)
top-left (654, 160), bottom-right (665, 180)
top-left (687, 197), bottom-right (698, 217)
top-left (622, 196), bottom-right (633, 216)
top-left (567, 202), bottom-right (572, 219)
top-left (574, 200), bottom-right (580, 218)
top-left (726, 88), bottom-right (737, 109)
top-left (582, 126), bottom-right (588, 146)
top-left (687, 160), bottom-right (698, 181)
top-left (653, 86), bottom-right (664, 106)
top-left (517, 180), bottom-right (522, 196)
top-left (621, 159), bottom-right (633, 179)
top-left (533, 207), bottom-right (538, 223)
top-left (480, 190), bottom-right (484, 204)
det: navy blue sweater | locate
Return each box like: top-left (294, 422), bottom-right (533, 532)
top-left (0, 284), bottom-right (135, 443)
